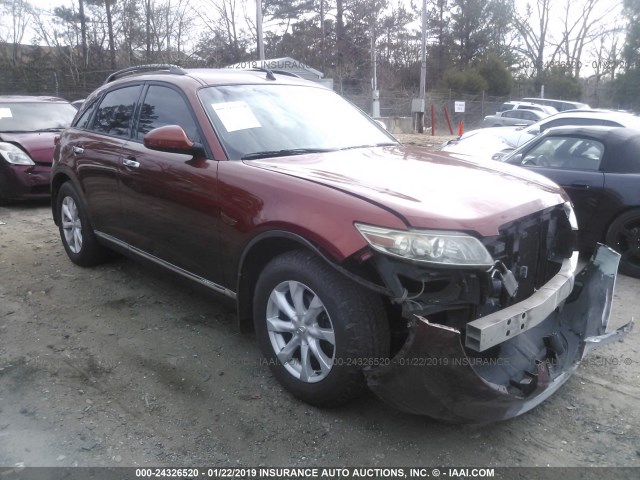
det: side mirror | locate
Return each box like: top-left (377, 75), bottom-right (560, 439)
top-left (143, 125), bottom-right (205, 156)
top-left (509, 153), bottom-right (524, 164)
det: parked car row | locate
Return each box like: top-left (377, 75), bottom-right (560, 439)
top-left (484, 97), bottom-right (592, 131)
top-left (503, 126), bottom-right (640, 278)
top-left (442, 109), bottom-right (640, 278)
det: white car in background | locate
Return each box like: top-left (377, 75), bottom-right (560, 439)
top-left (442, 109), bottom-right (640, 161)
top-left (497, 101), bottom-right (558, 116)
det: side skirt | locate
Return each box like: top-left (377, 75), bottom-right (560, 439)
top-left (94, 231), bottom-right (237, 300)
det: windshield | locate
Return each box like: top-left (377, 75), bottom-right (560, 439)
top-left (198, 84), bottom-right (396, 159)
top-left (0, 102), bottom-right (77, 132)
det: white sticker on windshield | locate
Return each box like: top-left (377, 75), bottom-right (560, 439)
top-left (211, 101), bottom-right (261, 132)
top-left (0, 108), bottom-right (12, 119)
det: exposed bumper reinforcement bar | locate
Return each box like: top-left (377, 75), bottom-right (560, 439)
top-left (465, 252), bottom-right (579, 352)
top-left (365, 244), bottom-right (633, 423)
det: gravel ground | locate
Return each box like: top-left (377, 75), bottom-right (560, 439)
top-left (0, 201), bottom-right (639, 469)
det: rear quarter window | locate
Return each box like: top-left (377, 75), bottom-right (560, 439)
top-left (540, 117), bottom-right (601, 132)
top-left (73, 98), bottom-right (99, 129)
top-left (91, 85), bottom-right (142, 138)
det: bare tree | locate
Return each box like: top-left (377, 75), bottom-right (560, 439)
top-left (146, 0), bottom-right (194, 62)
top-left (513, 0), bottom-right (555, 79)
top-left (0, 0), bottom-right (32, 66)
top-left (556, 0), bottom-right (622, 77)
top-left (196, 0), bottom-right (248, 62)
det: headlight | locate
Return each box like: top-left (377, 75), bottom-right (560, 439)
top-left (563, 201), bottom-right (578, 230)
top-left (355, 223), bottom-right (494, 267)
top-left (0, 142), bottom-right (35, 165)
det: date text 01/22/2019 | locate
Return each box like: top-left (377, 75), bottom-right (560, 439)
top-left (518, 59), bottom-right (637, 71)
top-left (134, 467), bottom-right (497, 478)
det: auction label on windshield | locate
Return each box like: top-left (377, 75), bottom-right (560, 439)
top-left (211, 101), bottom-right (261, 132)
top-left (0, 108), bottom-right (12, 119)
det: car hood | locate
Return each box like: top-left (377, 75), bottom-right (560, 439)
top-left (0, 131), bottom-right (58, 164)
top-left (441, 133), bottom-right (515, 161)
top-left (459, 126), bottom-right (536, 148)
top-left (247, 145), bottom-right (568, 237)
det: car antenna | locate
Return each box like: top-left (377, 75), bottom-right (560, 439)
top-left (251, 67), bottom-right (277, 81)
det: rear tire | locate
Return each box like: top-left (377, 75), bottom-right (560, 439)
top-left (605, 209), bottom-right (640, 278)
top-left (253, 250), bottom-right (389, 407)
top-left (57, 182), bottom-right (108, 267)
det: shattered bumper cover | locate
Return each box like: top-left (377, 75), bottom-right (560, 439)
top-left (365, 245), bottom-right (633, 423)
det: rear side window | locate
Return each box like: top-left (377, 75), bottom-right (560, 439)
top-left (136, 85), bottom-right (200, 142)
top-left (74, 98), bottom-right (99, 129)
top-left (520, 111), bottom-right (539, 121)
top-left (92, 85), bottom-right (142, 138)
top-left (540, 117), bottom-right (601, 132)
top-left (503, 110), bottom-right (522, 119)
top-left (519, 136), bottom-right (604, 171)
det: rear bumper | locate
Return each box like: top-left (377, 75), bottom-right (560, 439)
top-left (0, 162), bottom-right (51, 200)
top-left (365, 244), bottom-right (633, 423)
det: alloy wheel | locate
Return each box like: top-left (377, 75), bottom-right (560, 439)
top-left (266, 280), bottom-right (336, 383)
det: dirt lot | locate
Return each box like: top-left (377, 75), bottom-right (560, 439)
top-left (0, 200), bottom-right (639, 469)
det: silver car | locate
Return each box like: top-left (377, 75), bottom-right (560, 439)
top-left (481, 109), bottom-right (548, 128)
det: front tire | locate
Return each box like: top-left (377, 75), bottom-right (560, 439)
top-left (57, 182), bottom-right (108, 267)
top-left (605, 209), bottom-right (640, 278)
top-left (253, 250), bottom-right (389, 407)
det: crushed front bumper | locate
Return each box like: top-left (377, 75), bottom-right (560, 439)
top-left (0, 162), bottom-right (51, 200)
top-left (365, 244), bottom-right (633, 423)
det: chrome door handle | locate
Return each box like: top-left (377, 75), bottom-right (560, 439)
top-left (122, 158), bottom-right (140, 168)
top-left (72, 146), bottom-right (84, 154)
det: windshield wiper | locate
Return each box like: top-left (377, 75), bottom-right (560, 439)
top-left (339, 142), bottom-right (397, 151)
top-left (241, 148), bottom-right (337, 160)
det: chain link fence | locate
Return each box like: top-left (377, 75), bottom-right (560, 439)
top-left (344, 90), bottom-right (511, 133)
top-left (2, 66), bottom-right (513, 133)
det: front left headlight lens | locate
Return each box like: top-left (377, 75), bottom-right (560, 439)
top-left (0, 142), bottom-right (35, 165)
top-left (355, 223), bottom-right (494, 267)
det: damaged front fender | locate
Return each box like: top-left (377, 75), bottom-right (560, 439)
top-left (365, 244), bottom-right (633, 423)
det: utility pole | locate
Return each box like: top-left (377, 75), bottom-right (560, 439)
top-left (418, 0), bottom-right (427, 133)
top-left (256, 0), bottom-right (265, 61)
top-left (371, 20), bottom-right (379, 118)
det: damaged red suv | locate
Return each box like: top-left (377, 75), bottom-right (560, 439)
top-left (0, 96), bottom-right (76, 203)
top-left (51, 65), bottom-right (632, 423)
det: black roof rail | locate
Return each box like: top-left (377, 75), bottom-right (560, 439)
top-left (104, 64), bottom-right (187, 84)
top-left (249, 67), bottom-right (302, 80)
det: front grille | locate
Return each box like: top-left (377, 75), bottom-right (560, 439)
top-left (483, 205), bottom-right (575, 303)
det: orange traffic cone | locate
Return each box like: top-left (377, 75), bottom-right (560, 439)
top-left (458, 120), bottom-right (464, 136)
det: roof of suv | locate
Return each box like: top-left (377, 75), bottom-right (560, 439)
top-left (103, 64), bottom-right (319, 88)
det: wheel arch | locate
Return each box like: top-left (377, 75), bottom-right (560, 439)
top-left (236, 231), bottom-right (333, 333)
top-left (51, 172), bottom-right (72, 225)
top-left (603, 206), bottom-right (640, 241)
top-left (236, 231), bottom-right (345, 333)
top-left (51, 171), bottom-right (91, 227)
